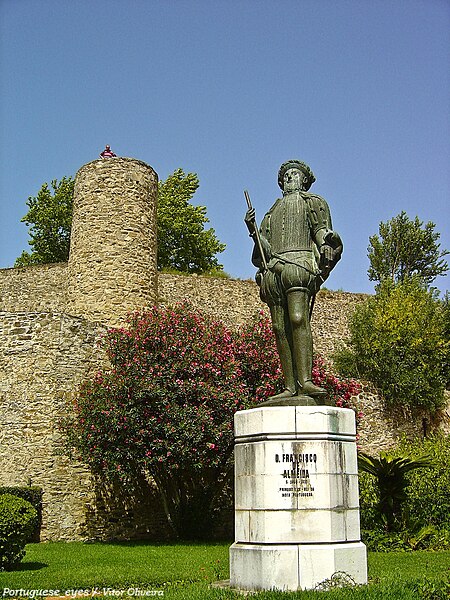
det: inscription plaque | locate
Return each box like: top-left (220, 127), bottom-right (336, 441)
top-left (276, 451), bottom-right (317, 497)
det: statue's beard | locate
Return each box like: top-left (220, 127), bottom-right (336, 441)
top-left (283, 185), bottom-right (304, 195)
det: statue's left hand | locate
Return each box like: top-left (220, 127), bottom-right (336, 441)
top-left (319, 238), bottom-right (342, 277)
top-left (323, 230), bottom-right (343, 251)
top-left (319, 246), bottom-right (334, 276)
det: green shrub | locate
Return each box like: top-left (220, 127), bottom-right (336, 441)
top-left (0, 494), bottom-right (38, 570)
top-left (359, 470), bottom-right (381, 531)
top-left (413, 576), bottom-right (450, 600)
top-left (398, 434), bottom-right (450, 530)
top-left (361, 526), bottom-right (450, 553)
top-left (425, 528), bottom-right (450, 551)
top-left (361, 529), bottom-right (409, 552)
top-left (359, 434), bottom-right (450, 551)
top-left (0, 486), bottom-right (42, 542)
top-left (334, 279), bottom-right (448, 412)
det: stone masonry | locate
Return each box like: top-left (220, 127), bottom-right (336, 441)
top-left (0, 312), bottom-right (102, 540)
top-left (0, 311), bottom-right (170, 541)
top-left (67, 158), bottom-right (158, 325)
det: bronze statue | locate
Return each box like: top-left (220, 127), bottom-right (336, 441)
top-left (245, 160), bottom-right (343, 406)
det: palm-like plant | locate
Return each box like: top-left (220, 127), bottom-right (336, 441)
top-left (358, 451), bottom-right (433, 531)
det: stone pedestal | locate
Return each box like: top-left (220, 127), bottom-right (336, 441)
top-left (229, 406), bottom-right (367, 591)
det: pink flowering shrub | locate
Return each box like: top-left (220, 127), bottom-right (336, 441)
top-left (312, 354), bottom-right (362, 409)
top-left (234, 311), bottom-right (284, 402)
top-left (62, 303), bottom-right (361, 539)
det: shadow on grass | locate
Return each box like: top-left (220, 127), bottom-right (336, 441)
top-left (13, 562), bottom-right (48, 571)
top-left (86, 539), bottom-right (231, 548)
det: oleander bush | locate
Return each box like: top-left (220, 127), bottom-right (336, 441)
top-left (0, 493), bottom-right (38, 570)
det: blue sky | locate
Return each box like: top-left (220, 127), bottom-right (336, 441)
top-left (1, 0), bottom-right (449, 294)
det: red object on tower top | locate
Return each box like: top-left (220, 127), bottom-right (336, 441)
top-left (100, 145), bottom-right (117, 158)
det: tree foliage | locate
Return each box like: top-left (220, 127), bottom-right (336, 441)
top-left (157, 169), bottom-right (225, 274)
top-left (334, 278), bottom-right (449, 412)
top-left (15, 169), bottom-right (225, 275)
top-left (441, 292), bottom-right (450, 387)
top-left (15, 177), bottom-right (74, 266)
top-left (367, 211), bottom-right (448, 287)
top-left (62, 304), bottom-right (360, 539)
top-left (397, 434), bottom-right (450, 531)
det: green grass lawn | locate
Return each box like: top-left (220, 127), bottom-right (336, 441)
top-left (0, 542), bottom-right (449, 599)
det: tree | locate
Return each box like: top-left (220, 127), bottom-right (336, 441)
top-left (334, 278), bottom-right (449, 412)
top-left (157, 169), bottom-right (225, 274)
top-left (15, 169), bottom-right (226, 275)
top-left (62, 304), bottom-right (361, 539)
top-left (367, 211), bottom-right (448, 287)
top-left (441, 292), bottom-right (450, 388)
top-left (15, 177), bottom-right (74, 266)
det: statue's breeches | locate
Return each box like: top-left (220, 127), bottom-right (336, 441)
top-left (259, 251), bottom-right (319, 306)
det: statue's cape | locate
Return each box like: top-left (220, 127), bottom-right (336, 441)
top-left (303, 192), bottom-right (333, 235)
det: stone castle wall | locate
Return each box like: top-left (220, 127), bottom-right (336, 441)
top-left (0, 263), bottom-right (68, 314)
top-left (0, 312), bottom-right (101, 540)
top-left (158, 274), bottom-right (368, 361)
top-left (0, 311), bottom-right (170, 541)
top-left (1, 266), bottom-right (448, 541)
top-left (0, 266), bottom-right (367, 362)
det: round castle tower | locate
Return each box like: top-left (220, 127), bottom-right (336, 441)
top-left (67, 157), bottom-right (158, 324)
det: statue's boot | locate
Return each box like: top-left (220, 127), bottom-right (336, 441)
top-left (268, 388), bottom-right (296, 400)
top-left (301, 379), bottom-right (326, 398)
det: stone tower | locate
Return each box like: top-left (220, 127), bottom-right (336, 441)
top-left (67, 157), bottom-right (158, 324)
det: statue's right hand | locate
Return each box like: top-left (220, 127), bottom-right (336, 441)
top-left (244, 207), bottom-right (256, 224)
top-left (244, 207), bottom-right (256, 235)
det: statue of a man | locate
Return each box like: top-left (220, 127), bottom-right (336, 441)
top-left (245, 160), bottom-right (343, 405)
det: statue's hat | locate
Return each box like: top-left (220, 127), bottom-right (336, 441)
top-left (278, 160), bottom-right (315, 191)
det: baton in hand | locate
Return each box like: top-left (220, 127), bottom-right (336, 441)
top-left (244, 190), bottom-right (268, 271)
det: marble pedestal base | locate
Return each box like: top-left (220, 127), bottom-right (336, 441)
top-left (229, 406), bottom-right (367, 592)
top-left (230, 541), bottom-right (367, 592)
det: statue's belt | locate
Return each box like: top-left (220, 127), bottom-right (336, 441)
top-left (267, 252), bottom-right (322, 278)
